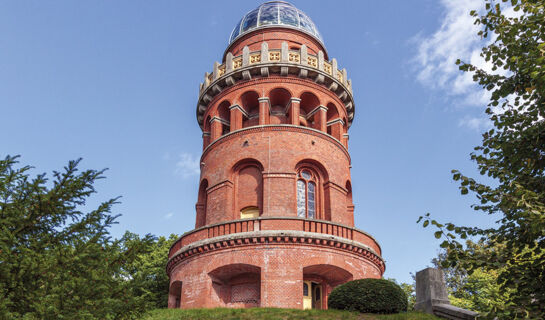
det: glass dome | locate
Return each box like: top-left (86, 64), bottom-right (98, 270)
top-left (229, 1), bottom-right (323, 45)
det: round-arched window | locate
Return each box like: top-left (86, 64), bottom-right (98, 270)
top-left (297, 169), bottom-right (317, 219)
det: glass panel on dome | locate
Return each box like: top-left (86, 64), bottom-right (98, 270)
top-left (230, 19), bottom-right (242, 42)
top-left (259, 2), bottom-right (278, 26)
top-left (298, 12), bottom-right (314, 34)
top-left (242, 8), bottom-right (259, 32)
top-left (301, 170), bottom-right (311, 180)
top-left (297, 180), bottom-right (306, 217)
top-left (279, 4), bottom-right (298, 27)
top-left (308, 182), bottom-right (315, 219)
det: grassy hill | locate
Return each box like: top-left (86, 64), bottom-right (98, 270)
top-left (141, 308), bottom-right (440, 320)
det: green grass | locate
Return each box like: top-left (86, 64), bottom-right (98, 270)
top-left (141, 308), bottom-right (440, 320)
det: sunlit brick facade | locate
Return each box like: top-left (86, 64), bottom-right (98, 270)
top-left (167, 1), bottom-right (385, 310)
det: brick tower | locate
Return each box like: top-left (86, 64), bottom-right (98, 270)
top-left (167, 1), bottom-right (385, 310)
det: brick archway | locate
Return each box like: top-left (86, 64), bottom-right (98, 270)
top-left (209, 263), bottom-right (261, 308)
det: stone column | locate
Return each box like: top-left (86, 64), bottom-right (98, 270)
top-left (289, 98), bottom-right (301, 125)
top-left (415, 268), bottom-right (450, 314)
top-left (258, 97), bottom-right (270, 125)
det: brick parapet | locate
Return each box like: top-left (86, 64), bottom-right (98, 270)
top-left (166, 229), bottom-right (385, 275)
top-left (168, 217), bottom-right (382, 261)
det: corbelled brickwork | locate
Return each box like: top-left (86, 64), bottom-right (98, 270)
top-left (168, 1), bottom-right (385, 310)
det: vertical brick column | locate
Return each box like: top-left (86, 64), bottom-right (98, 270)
top-left (316, 105), bottom-right (327, 132)
top-left (229, 105), bottom-right (244, 131)
top-left (210, 118), bottom-right (223, 141)
top-left (195, 203), bottom-right (206, 228)
top-left (260, 250), bottom-right (302, 308)
top-left (289, 98), bottom-right (301, 125)
top-left (262, 173), bottom-right (297, 217)
top-left (328, 119), bottom-right (344, 142)
top-left (206, 181), bottom-right (234, 224)
top-left (342, 133), bottom-right (349, 149)
top-left (258, 97), bottom-right (270, 125)
top-left (202, 132), bottom-right (211, 150)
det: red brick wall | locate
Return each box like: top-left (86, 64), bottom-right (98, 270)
top-left (199, 126), bottom-right (352, 226)
top-left (169, 244), bottom-right (382, 309)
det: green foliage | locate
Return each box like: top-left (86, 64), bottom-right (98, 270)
top-left (431, 246), bottom-right (512, 315)
top-left (418, 1), bottom-right (545, 318)
top-left (328, 279), bottom-right (408, 314)
top-left (122, 232), bottom-right (179, 309)
top-left (386, 278), bottom-right (416, 311)
top-left (0, 155), bottom-right (155, 319)
top-left (141, 308), bottom-right (440, 320)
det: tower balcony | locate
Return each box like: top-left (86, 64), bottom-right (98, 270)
top-left (196, 42), bottom-right (355, 130)
top-left (167, 217), bottom-right (384, 275)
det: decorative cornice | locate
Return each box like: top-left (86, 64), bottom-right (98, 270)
top-left (166, 230), bottom-right (385, 275)
top-left (196, 49), bottom-right (355, 129)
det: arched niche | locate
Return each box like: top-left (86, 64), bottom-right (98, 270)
top-left (209, 264), bottom-right (261, 307)
top-left (300, 92), bottom-right (321, 130)
top-left (232, 159), bottom-right (264, 219)
top-left (269, 87), bottom-right (291, 124)
top-left (240, 91), bottom-right (259, 128)
top-left (196, 179), bottom-right (208, 228)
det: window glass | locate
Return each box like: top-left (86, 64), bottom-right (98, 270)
top-left (230, 19), bottom-right (242, 43)
top-left (259, 3), bottom-right (278, 26)
top-left (308, 182), bottom-right (315, 219)
top-left (242, 8), bottom-right (259, 32)
top-left (298, 12), bottom-right (314, 34)
top-left (301, 170), bottom-right (311, 180)
top-left (279, 4), bottom-right (298, 27)
top-left (297, 180), bottom-right (306, 217)
top-left (303, 282), bottom-right (309, 296)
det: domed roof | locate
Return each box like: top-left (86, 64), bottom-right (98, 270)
top-left (229, 1), bottom-right (323, 45)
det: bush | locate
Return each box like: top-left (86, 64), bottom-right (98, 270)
top-left (328, 278), bottom-right (408, 313)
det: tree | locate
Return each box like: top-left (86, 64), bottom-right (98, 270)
top-left (431, 245), bottom-right (512, 315)
top-left (0, 155), bottom-right (154, 319)
top-left (121, 232), bottom-right (178, 309)
top-left (418, 0), bottom-right (545, 318)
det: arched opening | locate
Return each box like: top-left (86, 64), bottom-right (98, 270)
top-left (233, 160), bottom-right (263, 219)
top-left (295, 160), bottom-right (329, 220)
top-left (326, 102), bottom-right (342, 140)
top-left (345, 180), bottom-right (353, 207)
top-left (300, 92), bottom-right (320, 130)
top-left (196, 179), bottom-right (208, 228)
top-left (168, 281), bottom-right (183, 309)
top-left (269, 87), bottom-right (291, 124)
top-left (241, 91), bottom-right (259, 128)
top-left (303, 264), bottom-right (353, 310)
top-left (217, 100), bottom-right (231, 136)
top-left (209, 264), bottom-right (261, 307)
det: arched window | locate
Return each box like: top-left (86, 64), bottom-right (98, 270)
top-left (297, 169), bottom-right (317, 219)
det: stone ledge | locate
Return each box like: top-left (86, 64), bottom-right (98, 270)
top-left (433, 304), bottom-right (479, 320)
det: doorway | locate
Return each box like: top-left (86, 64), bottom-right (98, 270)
top-left (303, 281), bottom-right (322, 309)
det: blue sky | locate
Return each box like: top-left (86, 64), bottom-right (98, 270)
top-left (0, 0), bottom-right (497, 284)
